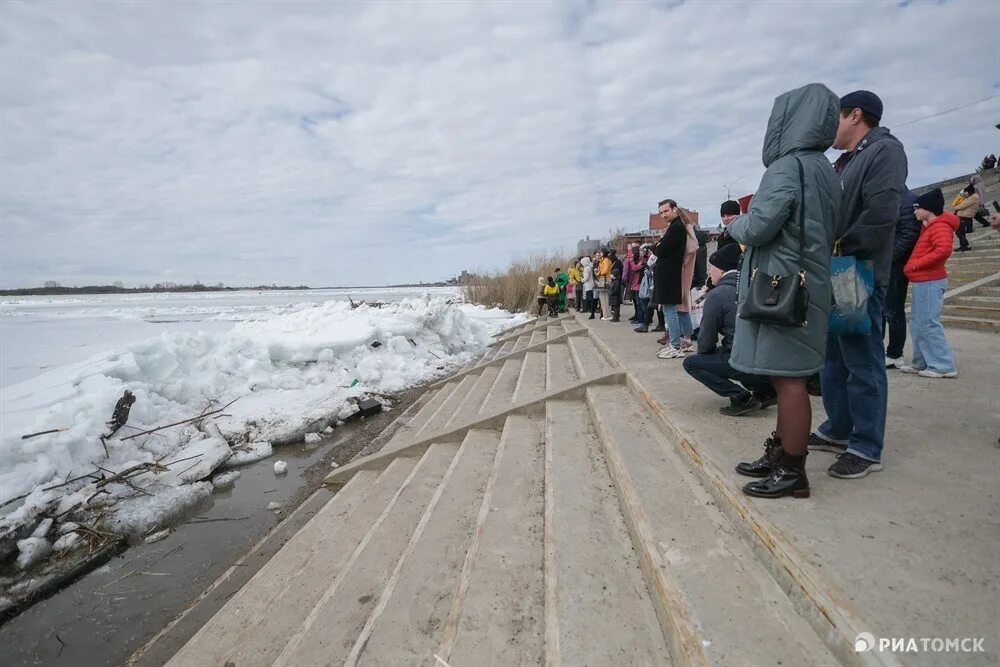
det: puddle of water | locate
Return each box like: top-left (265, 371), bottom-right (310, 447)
top-left (0, 431), bottom-right (345, 667)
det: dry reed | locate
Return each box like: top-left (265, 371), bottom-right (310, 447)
top-left (462, 251), bottom-right (577, 314)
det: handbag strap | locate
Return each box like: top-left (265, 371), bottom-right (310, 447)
top-left (793, 156), bottom-right (806, 284)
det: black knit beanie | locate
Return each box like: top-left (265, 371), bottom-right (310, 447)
top-left (914, 188), bottom-right (944, 216)
top-left (720, 200), bottom-right (741, 216)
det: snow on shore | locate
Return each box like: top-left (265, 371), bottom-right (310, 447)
top-left (0, 297), bottom-right (527, 551)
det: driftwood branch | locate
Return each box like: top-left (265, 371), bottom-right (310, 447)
top-left (119, 398), bottom-right (238, 442)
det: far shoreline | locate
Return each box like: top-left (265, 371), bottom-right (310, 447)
top-left (0, 282), bottom-right (459, 297)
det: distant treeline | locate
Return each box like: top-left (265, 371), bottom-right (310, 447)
top-left (0, 284), bottom-right (311, 296)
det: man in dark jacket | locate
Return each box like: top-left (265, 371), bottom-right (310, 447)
top-left (884, 188), bottom-right (920, 367)
top-left (607, 249), bottom-right (623, 322)
top-left (682, 245), bottom-right (775, 416)
top-left (715, 200), bottom-right (742, 251)
top-left (811, 90), bottom-right (908, 479)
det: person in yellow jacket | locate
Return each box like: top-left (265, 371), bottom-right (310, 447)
top-left (567, 264), bottom-right (583, 311)
top-left (593, 250), bottom-right (613, 319)
top-left (543, 276), bottom-right (560, 317)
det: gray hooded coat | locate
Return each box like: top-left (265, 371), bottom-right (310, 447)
top-left (728, 84), bottom-right (842, 377)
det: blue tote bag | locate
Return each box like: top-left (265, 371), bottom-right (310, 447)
top-left (828, 241), bottom-right (874, 335)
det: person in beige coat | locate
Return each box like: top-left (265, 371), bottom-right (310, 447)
top-left (952, 185), bottom-right (980, 252)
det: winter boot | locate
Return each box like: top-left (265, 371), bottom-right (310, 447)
top-left (735, 433), bottom-right (783, 477)
top-left (742, 451), bottom-right (810, 499)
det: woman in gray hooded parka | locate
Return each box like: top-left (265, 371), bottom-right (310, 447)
top-left (727, 83), bottom-right (842, 499)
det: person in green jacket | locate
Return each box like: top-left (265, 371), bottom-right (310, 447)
top-left (554, 267), bottom-right (569, 313)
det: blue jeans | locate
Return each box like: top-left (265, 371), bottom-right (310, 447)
top-left (818, 284), bottom-right (888, 462)
top-left (683, 351), bottom-right (773, 398)
top-left (662, 306), bottom-right (693, 348)
top-left (909, 279), bottom-right (955, 373)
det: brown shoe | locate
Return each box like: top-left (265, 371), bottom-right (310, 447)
top-left (657, 335), bottom-right (668, 345)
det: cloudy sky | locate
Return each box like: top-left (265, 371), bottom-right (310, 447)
top-left (1, 1), bottom-right (997, 289)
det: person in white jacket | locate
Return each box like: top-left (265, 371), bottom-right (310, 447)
top-left (580, 256), bottom-right (596, 319)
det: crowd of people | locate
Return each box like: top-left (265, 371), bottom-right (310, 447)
top-left (546, 85), bottom-right (998, 500)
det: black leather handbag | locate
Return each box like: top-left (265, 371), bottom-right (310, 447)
top-left (738, 157), bottom-right (809, 327)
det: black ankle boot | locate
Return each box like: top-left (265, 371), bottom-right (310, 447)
top-left (742, 451), bottom-right (810, 499)
top-left (735, 433), bottom-right (782, 477)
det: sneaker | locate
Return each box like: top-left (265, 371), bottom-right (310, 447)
top-left (679, 340), bottom-right (695, 354)
top-left (807, 432), bottom-right (848, 454)
top-left (918, 369), bottom-right (958, 378)
top-left (885, 356), bottom-right (901, 369)
top-left (719, 394), bottom-right (763, 416)
top-left (751, 390), bottom-right (778, 409)
top-left (651, 325), bottom-right (665, 332)
top-left (656, 346), bottom-right (685, 359)
top-left (898, 364), bottom-right (924, 374)
top-left (633, 325), bottom-right (648, 333)
top-left (601, 317), bottom-right (614, 321)
top-left (828, 452), bottom-right (883, 479)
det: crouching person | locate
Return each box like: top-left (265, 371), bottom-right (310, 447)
top-left (682, 244), bottom-right (776, 415)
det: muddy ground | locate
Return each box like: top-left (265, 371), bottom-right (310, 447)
top-left (0, 387), bottom-right (421, 667)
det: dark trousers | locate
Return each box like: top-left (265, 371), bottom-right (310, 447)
top-left (883, 262), bottom-right (909, 359)
top-left (536, 297), bottom-right (546, 316)
top-left (956, 218), bottom-right (971, 249)
top-left (547, 296), bottom-right (558, 317)
top-left (974, 210), bottom-right (990, 227)
top-left (586, 290), bottom-right (596, 316)
top-left (575, 284), bottom-right (584, 311)
top-left (818, 285), bottom-right (888, 462)
top-left (633, 296), bottom-right (649, 323)
top-left (682, 351), bottom-right (773, 399)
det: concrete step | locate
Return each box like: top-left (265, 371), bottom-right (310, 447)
top-left (546, 323), bottom-right (564, 340)
top-left (479, 358), bottom-right (521, 414)
top-left (443, 365), bottom-right (501, 430)
top-left (351, 429), bottom-right (502, 666)
top-left (418, 373), bottom-right (479, 435)
top-left (386, 381), bottom-right (459, 448)
top-left (272, 443), bottom-right (459, 666)
top-left (941, 315), bottom-right (1000, 333)
top-left (953, 295), bottom-right (1000, 308)
top-left (512, 333), bottom-right (533, 351)
top-left (528, 329), bottom-right (547, 347)
top-left (567, 332), bottom-right (616, 379)
top-left (942, 304), bottom-right (1000, 320)
top-left (976, 285), bottom-right (1000, 297)
top-left (545, 342), bottom-right (580, 391)
top-left (584, 384), bottom-right (839, 666)
top-left (165, 461), bottom-right (410, 667)
top-left (496, 339), bottom-right (517, 357)
top-left (443, 415), bottom-right (546, 665)
top-left (512, 350), bottom-right (547, 404)
top-left (544, 400), bottom-right (673, 665)
top-left (945, 259), bottom-right (1000, 276)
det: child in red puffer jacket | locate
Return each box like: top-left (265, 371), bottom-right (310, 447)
top-left (901, 188), bottom-right (959, 378)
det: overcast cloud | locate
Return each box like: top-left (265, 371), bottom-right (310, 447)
top-left (1, 0), bottom-right (998, 288)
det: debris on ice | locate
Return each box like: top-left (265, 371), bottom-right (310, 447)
top-left (330, 461), bottom-right (340, 469)
top-left (273, 460), bottom-right (288, 475)
top-left (267, 502), bottom-right (281, 511)
top-left (323, 426), bottom-right (334, 434)
top-left (304, 433), bottom-right (321, 444)
top-left (57, 522), bottom-right (79, 535)
top-left (144, 529), bottom-right (170, 544)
